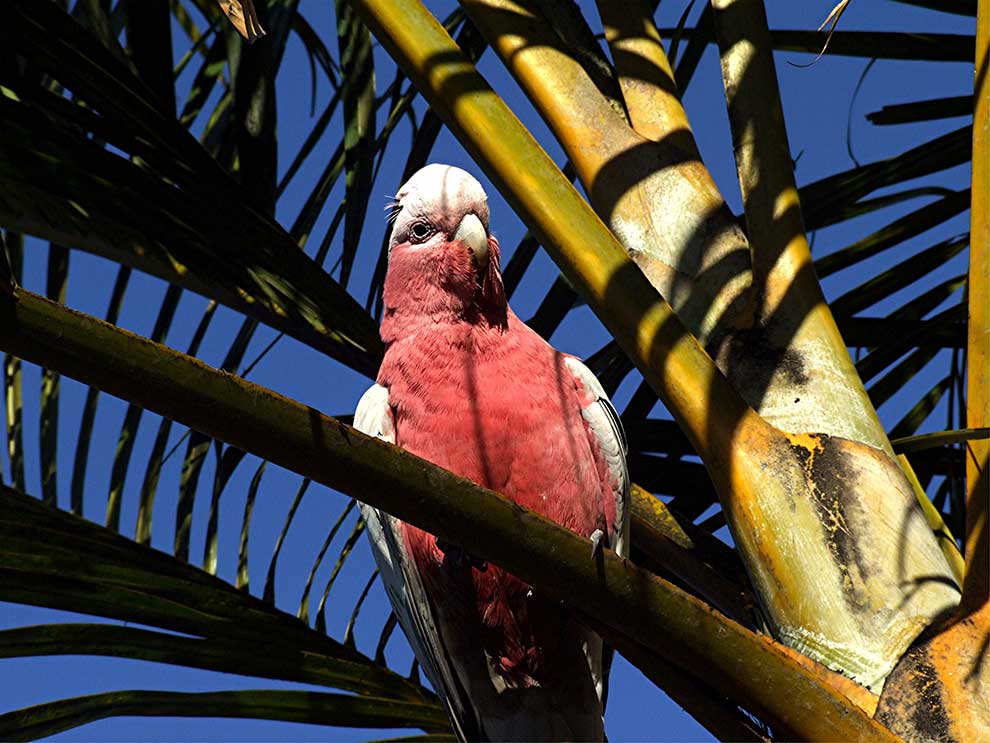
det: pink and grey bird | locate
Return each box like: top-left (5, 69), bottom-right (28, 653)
top-left (355, 164), bottom-right (629, 741)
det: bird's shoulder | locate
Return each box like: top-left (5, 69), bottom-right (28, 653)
top-left (354, 383), bottom-right (394, 442)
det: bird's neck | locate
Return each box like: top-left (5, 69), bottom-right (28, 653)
top-left (380, 296), bottom-right (508, 346)
top-left (380, 251), bottom-right (507, 345)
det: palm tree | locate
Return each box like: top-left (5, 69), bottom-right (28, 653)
top-left (0, 0), bottom-right (985, 740)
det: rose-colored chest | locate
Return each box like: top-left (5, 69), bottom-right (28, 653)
top-left (379, 320), bottom-right (610, 682)
top-left (379, 322), bottom-right (604, 530)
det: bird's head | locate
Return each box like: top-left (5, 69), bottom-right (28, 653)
top-left (382, 164), bottom-right (506, 332)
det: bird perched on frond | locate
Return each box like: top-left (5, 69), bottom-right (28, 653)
top-left (355, 163), bottom-right (629, 741)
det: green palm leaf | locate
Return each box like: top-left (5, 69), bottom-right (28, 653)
top-left (867, 95), bottom-right (973, 125)
top-left (70, 265), bottom-right (131, 516)
top-left (0, 689), bottom-right (448, 742)
top-left (0, 0), bottom-right (381, 374)
top-left (0, 483), bottom-right (439, 703)
top-left (39, 244), bottom-right (68, 506)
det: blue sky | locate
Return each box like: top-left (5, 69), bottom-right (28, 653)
top-left (0, 0), bottom-right (975, 740)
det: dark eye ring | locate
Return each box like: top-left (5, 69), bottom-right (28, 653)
top-left (409, 222), bottom-right (434, 243)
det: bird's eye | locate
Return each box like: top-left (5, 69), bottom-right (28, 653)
top-left (409, 222), bottom-right (434, 243)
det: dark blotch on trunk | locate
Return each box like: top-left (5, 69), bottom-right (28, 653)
top-left (876, 645), bottom-right (956, 742)
top-left (719, 325), bottom-right (809, 412)
top-left (790, 435), bottom-right (874, 612)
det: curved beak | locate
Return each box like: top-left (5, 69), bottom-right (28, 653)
top-left (454, 213), bottom-right (488, 269)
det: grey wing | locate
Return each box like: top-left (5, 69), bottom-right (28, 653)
top-left (563, 357), bottom-right (631, 716)
top-left (353, 384), bottom-right (480, 741)
top-left (563, 357), bottom-right (630, 558)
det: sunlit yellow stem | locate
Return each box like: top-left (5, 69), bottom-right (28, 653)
top-left (710, 0), bottom-right (889, 452)
top-left (595, 0), bottom-right (693, 143)
top-left (964, 0), bottom-right (989, 609)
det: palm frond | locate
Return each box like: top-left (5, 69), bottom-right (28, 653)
top-left (0, 689), bottom-right (449, 742)
top-left (39, 243), bottom-right (68, 506)
top-left (70, 266), bottom-right (131, 515)
top-left (867, 95), bottom-right (973, 126)
top-left (334, 0), bottom-right (376, 288)
top-left (0, 1), bottom-right (382, 374)
top-left (659, 26), bottom-right (975, 62)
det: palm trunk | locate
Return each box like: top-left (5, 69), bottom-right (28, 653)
top-left (874, 3), bottom-right (990, 737)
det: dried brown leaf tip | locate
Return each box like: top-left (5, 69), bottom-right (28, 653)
top-left (816, 0), bottom-right (850, 53)
top-left (217, 0), bottom-right (266, 43)
top-left (791, 0), bottom-right (850, 68)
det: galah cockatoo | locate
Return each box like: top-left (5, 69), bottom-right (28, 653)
top-left (355, 164), bottom-right (629, 741)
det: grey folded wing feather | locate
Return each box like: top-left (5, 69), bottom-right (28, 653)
top-left (353, 383), bottom-right (480, 741)
top-left (561, 357), bottom-right (631, 720)
top-left (563, 357), bottom-right (631, 558)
